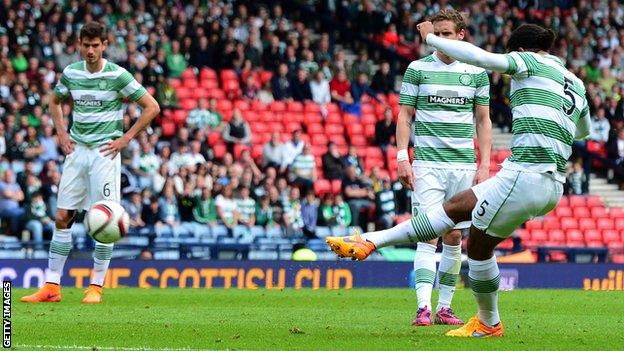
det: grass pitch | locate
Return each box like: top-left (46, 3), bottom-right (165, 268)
top-left (11, 288), bottom-right (624, 351)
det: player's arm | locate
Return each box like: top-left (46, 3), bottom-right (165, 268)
top-left (417, 22), bottom-right (509, 73)
top-left (101, 72), bottom-right (160, 158)
top-left (50, 71), bottom-right (74, 155)
top-left (474, 71), bottom-right (492, 184)
top-left (575, 100), bottom-right (591, 140)
top-left (396, 105), bottom-right (415, 190)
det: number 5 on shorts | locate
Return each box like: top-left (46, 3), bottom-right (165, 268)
top-left (476, 200), bottom-right (489, 217)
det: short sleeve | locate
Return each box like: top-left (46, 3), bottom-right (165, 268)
top-left (575, 98), bottom-right (591, 140)
top-left (474, 71), bottom-right (490, 106)
top-left (117, 69), bottom-right (147, 102)
top-left (53, 71), bottom-right (71, 101)
top-left (504, 52), bottom-right (530, 79)
top-left (399, 64), bottom-right (421, 107)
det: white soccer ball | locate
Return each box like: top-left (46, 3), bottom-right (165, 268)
top-left (84, 200), bottom-right (129, 244)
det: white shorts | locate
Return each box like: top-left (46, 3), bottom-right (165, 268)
top-left (58, 144), bottom-right (121, 211)
top-left (471, 168), bottom-right (563, 238)
top-left (412, 166), bottom-right (476, 230)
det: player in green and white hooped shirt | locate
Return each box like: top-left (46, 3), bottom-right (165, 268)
top-left (327, 23), bottom-right (591, 337)
top-left (368, 10), bottom-right (493, 326)
top-left (21, 22), bottom-right (160, 304)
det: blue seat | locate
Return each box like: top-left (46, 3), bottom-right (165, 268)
top-left (315, 226), bottom-right (331, 238)
top-left (331, 226), bottom-right (348, 236)
top-left (250, 226), bottom-right (266, 238)
top-left (211, 225), bottom-right (229, 238)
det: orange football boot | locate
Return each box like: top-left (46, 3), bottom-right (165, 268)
top-left (20, 282), bottom-right (62, 303)
top-left (446, 316), bottom-right (504, 337)
top-left (325, 232), bottom-right (376, 261)
top-left (82, 284), bottom-right (103, 304)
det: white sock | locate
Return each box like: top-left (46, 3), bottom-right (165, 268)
top-left (47, 228), bottom-right (72, 284)
top-left (91, 243), bottom-right (114, 286)
top-left (414, 242), bottom-right (436, 309)
top-left (362, 205), bottom-right (454, 248)
top-left (437, 243), bottom-right (462, 311)
top-left (468, 256), bottom-right (500, 327)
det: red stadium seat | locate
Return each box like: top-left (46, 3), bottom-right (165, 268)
top-left (559, 217), bottom-right (578, 230)
top-left (609, 208), bottom-right (624, 219)
top-left (287, 101), bottom-right (303, 112)
top-left (343, 113), bottom-right (358, 125)
top-left (554, 206), bottom-right (573, 218)
top-left (180, 99), bottom-right (197, 111)
top-left (578, 218), bottom-right (597, 231)
top-left (361, 114), bottom-right (377, 125)
top-left (546, 229), bottom-right (565, 245)
top-left (270, 101), bottom-right (286, 112)
top-left (161, 120), bottom-right (176, 137)
top-left (314, 179), bottom-right (331, 196)
top-left (213, 143), bottom-right (227, 159)
top-left (530, 229), bottom-right (548, 244)
top-left (361, 103), bottom-right (374, 115)
top-left (568, 195), bottom-right (586, 208)
top-left (325, 124), bottom-right (345, 135)
top-left (525, 219), bottom-right (542, 230)
top-left (602, 230), bottom-right (621, 244)
top-left (557, 196), bottom-right (569, 207)
top-left (304, 102), bottom-right (320, 113)
top-left (325, 112), bottom-right (342, 124)
top-left (597, 218), bottom-right (615, 230)
top-left (259, 70), bottom-right (273, 84)
top-left (308, 123), bottom-right (324, 135)
top-left (565, 229), bottom-right (585, 247)
top-left (192, 88), bottom-right (209, 99)
top-left (572, 207), bottom-right (590, 218)
top-left (217, 99), bottom-right (233, 113)
top-left (498, 238), bottom-right (514, 250)
top-left (234, 100), bottom-right (250, 111)
top-left (285, 122), bottom-right (302, 133)
top-left (615, 218), bottom-right (624, 230)
top-left (199, 79), bottom-right (219, 90)
top-left (590, 207), bottom-right (608, 219)
top-left (364, 124), bottom-right (376, 139)
top-left (350, 135), bottom-right (367, 147)
top-left (542, 218), bottom-right (560, 231)
top-left (176, 87), bottom-right (192, 100)
top-left (233, 144), bottom-right (248, 159)
top-left (585, 196), bottom-right (604, 208)
top-left (584, 229), bottom-right (603, 247)
top-left (304, 112), bottom-right (322, 124)
top-left (331, 180), bottom-right (342, 194)
top-left (347, 124), bottom-right (364, 136)
top-left (183, 78), bottom-right (198, 89)
top-left (251, 145), bottom-right (263, 161)
top-left (199, 67), bottom-right (217, 80)
top-left (208, 89), bottom-right (225, 99)
top-left (220, 69), bottom-right (237, 82)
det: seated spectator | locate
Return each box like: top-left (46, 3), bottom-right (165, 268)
top-left (38, 125), bottom-right (59, 162)
top-left (283, 187), bottom-right (304, 237)
top-left (310, 70), bottom-right (331, 106)
top-left (375, 107), bottom-right (397, 152)
top-left (242, 75), bottom-right (259, 100)
top-left (291, 68), bottom-right (312, 102)
top-left (155, 76), bottom-right (178, 112)
top-left (351, 72), bottom-right (380, 104)
top-left (299, 49), bottom-right (319, 75)
top-left (330, 69), bottom-right (359, 115)
top-left (187, 98), bottom-right (223, 131)
top-left (334, 194), bottom-right (352, 227)
top-left (381, 24), bottom-right (400, 49)
top-left (290, 143), bottom-right (316, 192)
top-left (349, 50), bottom-right (374, 80)
top-left (142, 196), bottom-right (161, 239)
top-left (375, 177), bottom-right (396, 230)
top-left (342, 165), bottom-right (374, 229)
top-left (189, 140), bottom-right (207, 168)
top-left (165, 40), bottom-right (188, 78)
top-left (222, 109), bottom-right (252, 154)
top-left (370, 61), bottom-right (394, 95)
top-left (255, 195), bottom-right (274, 227)
top-left (566, 162), bottom-right (586, 195)
top-left (342, 145), bottom-right (364, 176)
top-left (157, 183), bottom-right (183, 237)
top-left (178, 182), bottom-right (199, 234)
top-left (263, 132), bottom-right (284, 169)
top-left (318, 194), bottom-right (336, 226)
top-left (235, 186), bottom-right (256, 228)
top-left (322, 142), bottom-right (345, 180)
top-left (193, 187), bottom-right (218, 228)
top-left (590, 108), bottom-right (610, 143)
top-left (170, 143), bottom-right (194, 171)
top-left (300, 191), bottom-right (318, 239)
top-left (280, 129), bottom-right (305, 173)
top-left (271, 63), bottom-right (293, 101)
top-left (122, 191), bottom-right (146, 236)
top-left (258, 81), bottom-right (275, 104)
top-left (0, 170), bottom-right (25, 235)
top-left (215, 185), bottom-right (240, 234)
top-left (25, 192), bottom-right (53, 249)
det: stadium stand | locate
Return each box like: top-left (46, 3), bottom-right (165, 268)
top-left (0, 0), bottom-right (623, 263)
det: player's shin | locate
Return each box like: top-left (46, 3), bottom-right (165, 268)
top-left (361, 205), bottom-right (455, 248)
top-left (47, 228), bottom-right (72, 284)
top-left (468, 256), bottom-right (500, 327)
top-left (437, 243), bottom-right (462, 311)
top-left (414, 243), bottom-right (436, 309)
top-left (92, 242), bottom-right (114, 286)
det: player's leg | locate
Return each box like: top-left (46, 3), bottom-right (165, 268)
top-left (411, 168), bottom-right (446, 326)
top-left (21, 151), bottom-right (87, 302)
top-left (435, 169), bottom-right (476, 325)
top-left (83, 149), bottom-right (121, 303)
top-left (447, 170), bottom-right (562, 337)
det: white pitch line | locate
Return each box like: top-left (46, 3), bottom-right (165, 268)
top-left (14, 344), bottom-right (241, 351)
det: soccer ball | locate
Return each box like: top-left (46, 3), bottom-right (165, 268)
top-left (84, 200), bottom-right (129, 244)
